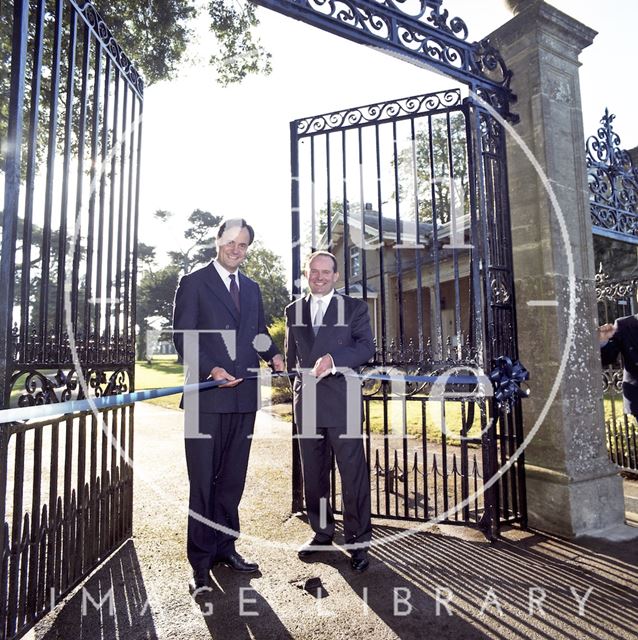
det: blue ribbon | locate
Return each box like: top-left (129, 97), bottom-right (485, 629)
top-left (0, 365), bottom-right (528, 424)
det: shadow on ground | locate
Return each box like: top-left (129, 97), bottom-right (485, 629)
top-left (330, 522), bottom-right (638, 640)
top-left (38, 540), bottom-right (157, 640)
top-left (193, 568), bottom-right (293, 640)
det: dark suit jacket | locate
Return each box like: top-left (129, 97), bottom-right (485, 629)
top-left (172, 262), bottom-right (279, 414)
top-left (285, 293), bottom-right (375, 430)
top-left (601, 314), bottom-right (638, 416)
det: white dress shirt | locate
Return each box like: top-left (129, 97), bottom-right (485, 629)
top-left (310, 289), bottom-right (336, 374)
top-left (310, 289), bottom-right (334, 327)
top-left (213, 259), bottom-right (239, 292)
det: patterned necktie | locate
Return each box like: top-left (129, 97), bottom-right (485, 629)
top-left (229, 273), bottom-right (240, 312)
top-left (313, 299), bottom-right (323, 336)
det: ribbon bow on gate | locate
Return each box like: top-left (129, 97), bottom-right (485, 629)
top-left (489, 356), bottom-right (530, 408)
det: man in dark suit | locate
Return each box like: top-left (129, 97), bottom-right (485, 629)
top-left (599, 317), bottom-right (638, 417)
top-left (173, 218), bottom-right (284, 593)
top-left (285, 250), bottom-right (375, 573)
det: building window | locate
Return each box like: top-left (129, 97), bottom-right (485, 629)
top-left (350, 245), bottom-right (361, 277)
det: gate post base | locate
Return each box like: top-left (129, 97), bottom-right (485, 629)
top-left (525, 464), bottom-right (628, 538)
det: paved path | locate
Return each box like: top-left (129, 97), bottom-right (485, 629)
top-left (32, 403), bottom-right (638, 639)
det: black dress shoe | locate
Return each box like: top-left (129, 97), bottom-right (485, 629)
top-left (298, 537), bottom-right (333, 559)
top-left (189, 570), bottom-right (212, 594)
top-left (350, 553), bottom-right (369, 573)
top-left (214, 551), bottom-right (259, 573)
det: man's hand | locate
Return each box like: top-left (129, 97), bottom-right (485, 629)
top-left (598, 323), bottom-right (616, 345)
top-left (271, 354), bottom-right (285, 372)
top-left (311, 354), bottom-right (334, 379)
top-left (209, 367), bottom-right (242, 388)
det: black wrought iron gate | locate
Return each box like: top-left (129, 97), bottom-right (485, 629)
top-left (589, 109), bottom-right (638, 473)
top-left (0, 2), bottom-right (142, 638)
top-left (253, 0), bottom-right (526, 535)
top-left (288, 86), bottom-right (525, 536)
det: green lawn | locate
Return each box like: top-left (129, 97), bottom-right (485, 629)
top-left (604, 395), bottom-right (628, 422)
top-left (135, 357), bottom-right (183, 410)
top-left (365, 398), bottom-right (485, 445)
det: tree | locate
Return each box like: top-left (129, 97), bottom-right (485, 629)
top-left (166, 209), bottom-right (223, 274)
top-left (136, 262), bottom-right (181, 360)
top-left (242, 241), bottom-right (289, 324)
top-left (395, 113), bottom-right (470, 225)
top-left (0, 0), bottom-right (271, 170)
top-left (136, 210), bottom-right (290, 358)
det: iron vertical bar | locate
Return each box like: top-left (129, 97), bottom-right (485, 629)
top-left (402, 399), bottom-right (409, 518)
top-left (84, 37), bottom-right (102, 364)
top-left (358, 128), bottom-right (368, 304)
top-left (115, 83), bottom-right (129, 364)
top-left (472, 103), bottom-right (499, 540)
top-left (100, 411), bottom-right (108, 555)
top-left (410, 117), bottom-right (425, 353)
top-left (27, 428), bottom-right (42, 622)
top-left (290, 120), bottom-right (303, 512)
top-left (40, 0), bottom-right (64, 362)
top-left (460, 401), bottom-right (470, 521)
top-left (71, 23), bottom-right (91, 348)
top-left (446, 111), bottom-right (463, 360)
top-left (95, 56), bottom-right (111, 358)
top-left (375, 123), bottom-right (390, 515)
top-left (391, 120), bottom-right (405, 346)
top-left (495, 124), bottom-right (526, 525)
top-left (0, 0), bottom-right (29, 407)
top-left (20, 0), bottom-right (46, 362)
top-left (127, 405), bottom-right (135, 536)
top-left (310, 136), bottom-right (316, 250)
top-left (45, 421), bottom-right (59, 603)
top-left (61, 417), bottom-right (73, 591)
top-left (88, 413), bottom-right (98, 567)
top-left (325, 134), bottom-right (332, 250)
top-left (427, 115), bottom-right (443, 361)
top-left (0, 427), bottom-right (9, 638)
top-left (342, 129), bottom-right (350, 293)
top-left (75, 415), bottom-right (86, 580)
top-left (375, 123), bottom-right (387, 362)
top-left (124, 90), bottom-right (137, 364)
top-left (55, 8), bottom-right (78, 363)
top-left (131, 97), bottom-right (144, 380)
top-left (441, 403), bottom-right (449, 516)
top-left (127, 406), bottom-right (133, 536)
top-left (105, 70), bottom-right (120, 363)
top-left (421, 400), bottom-right (429, 519)
top-left (7, 431), bottom-right (26, 637)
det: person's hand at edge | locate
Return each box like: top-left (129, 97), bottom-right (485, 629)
top-left (209, 367), bottom-right (242, 388)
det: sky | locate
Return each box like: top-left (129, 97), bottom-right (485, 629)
top-left (139, 0), bottom-right (638, 275)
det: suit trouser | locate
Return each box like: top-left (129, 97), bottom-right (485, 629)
top-left (184, 412), bottom-right (256, 572)
top-left (299, 427), bottom-right (372, 548)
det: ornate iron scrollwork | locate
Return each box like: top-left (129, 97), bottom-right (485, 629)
top-left (297, 89), bottom-right (461, 135)
top-left (595, 264), bottom-right (638, 303)
top-left (11, 367), bottom-right (132, 408)
top-left (490, 272), bottom-right (511, 305)
top-left (360, 335), bottom-right (481, 397)
top-left (10, 324), bottom-right (134, 369)
top-left (254, 0), bottom-right (516, 121)
top-left (587, 109), bottom-right (638, 237)
top-left (73, 0), bottom-right (144, 96)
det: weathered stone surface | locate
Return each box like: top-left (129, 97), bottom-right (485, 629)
top-left (490, 1), bottom-right (625, 536)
